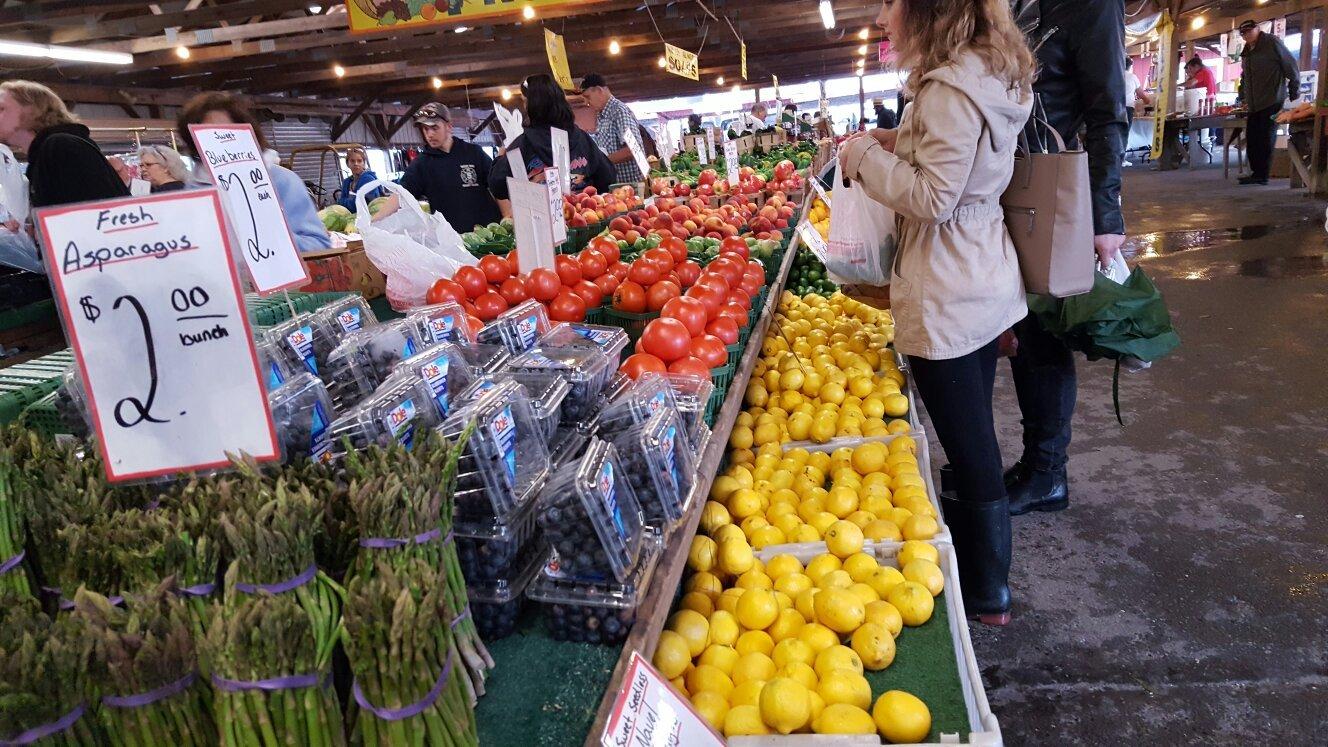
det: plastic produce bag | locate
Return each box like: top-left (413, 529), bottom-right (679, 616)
top-left (0, 226), bottom-right (41, 274)
top-left (355, 179), bottom-right (478, 310)
top-left (822, 164), bottom-right (896, 285)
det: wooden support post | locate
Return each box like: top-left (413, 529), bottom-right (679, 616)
top-left (330, 96), bottom-right (378, 140)
top-left (383, 101), bottom-right (427, 141)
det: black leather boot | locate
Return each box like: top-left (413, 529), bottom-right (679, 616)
top-left (940, 495), bottom-right (1012, 626)
top-left (1002, 461), bottom-right (1030, 488)
top-left (940, 464), bottom-right (955, 494)
top-left (1007, 465), bottom-right (1069, 516)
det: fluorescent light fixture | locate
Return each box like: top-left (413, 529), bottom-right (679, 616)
top-left (432, 76), bottom-right (443, 89)
top-left (522, 5), bottom-right (535, 20)
top-left (308, 4), bottom-right (322, 12)
top-left (175, 45), bottom-right (191, 59)
top-left (609, 39), bottom-right (621, 55)
top-left (0, 39), bottom-right (132, 65)
top-left (1190, 16), bottom-right (1205, 30)
top-left (333, 63), bottom-right (346, 77)
top-left (858, 28), bottom-right (869, 40)
top-left (819, 1), bottom-right (835, 30)
top-left (717, 76), bottom-right (725, 86)
top-left (857, 44), bottom-right (867, 55)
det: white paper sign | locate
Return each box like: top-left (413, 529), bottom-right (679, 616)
top-left (602, 652), bottom-right (724, 747)
top-left (550, 127), bottom-right (572, 194)
top-left (705, 128), bottom-right (717, 163)
top-left (506, 147), bottom-right (526, 185)
top-left (723, 139), bottom-right (740, 186)
top-left (812, 177), bottom-right (832, 209)
top-left (544, 167), bottom-right (568, 245)
top-left (798, 220), bottom-right (829, 260)
top-left (129, 178), bottom-right (152, 197)
top-left (508, 177), bottom-right (555, 272)
top-left (36, 189), bottom-right (279, 481)
top-left (188, 124), bottom-right (309, 294)
top-left (624, 126), bottom-right (651, 181)
top-left (696, 138), bottom-right (709, 165)
top-left (654, 124), bottom-right (673, 171)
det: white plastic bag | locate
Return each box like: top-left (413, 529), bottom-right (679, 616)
top-left (0, 144), bottom-right (28, 224)
top-left (824, 164), bottom-right (896, 285)
top-left (355, 179), bottom-right (478, 310)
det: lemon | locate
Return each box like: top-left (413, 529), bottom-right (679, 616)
top-left (778, 662), bottom-right (819, 691)
top-left (797, 497), bottom-right (825, 524)
top-left (886, 506), bottom-right (915, 527)
top-left (687, 536), bottom-right (717, 573)
top-left (815, 569), bottom-right (853, 591)
top-left (774, 572), bottom-right (813, 599)
top-left (671, 676), bottom-right (687, 697)
top-left (680, 591), bottom-right (715, 617)
top-left (716, 538), bottom-right (754, 577)
top-left (733, 588), bottom-right (777, 631)
top-left (897, 540), bottom-right (939, 567)
top-left (866, 565), bottom-right (907, 599)
top-left (809, 511), bottom-right (839, 536)
top-left (730, 679), bottom-right (766, 707)
top-left (841, 553), bottom-right (880, 583)
top-left (794, 622), bottom-right (835, 653)
top-left (785, 412), bottom-right (813, 440)
top-left (887, 581), bottom-right (935, 626)
top-left (731, 424), bottom-right (755, 449)
top-left (882, 393), bottom-right (909, 417)
top-left (723, 704), bottom-right (771, 737)
top-left (902, 559), bottom-right (945, 597)
top-left (668, 609), bottom-right (710, 657)
top-left (759, 677), bottom-right (812, 734)
top-left (804, 553), bottom-right (842, 582)
top-left (717, 587), bottom-right (744, 615)
top-left (850, 622), bottom-right (896, 670)
top-left (825, 520), bottom-right (865, 559)
top-left (850, 442), bottom-right (888, 475)
top-left (845, 510), bottom-right (875, 529)
top-left (847, 582), bottom-right (879, 606)
top-left (727, 488), bottom-right (763, 520)
top-left (792, 524), bottom-right (822, 542)
top-left (735, 569), bottom-right (774, 590)
top-left (886, 418), bottom-right (911, 434)
top-left (750, 525), bottom-right (787, 550)
top-left (708, 610), bottom-right (740, 647)
top-left (653, 631), bottom-right (691, 679)
top-left (863, 519), bottom-right (902, 542)
top-left (765, 554), bottom-right (804, 580)
top-left (848, 375), bottom-right (874, 398)
top-left (772, 638), bottom-right (816, 669)
top-left (699, 502), bottom-right (732, 537)
top-left (861, 396), bottom-right (886, 419)
top-left (686, 571), bottom-right (724, 600)
top-left (817, 669), bottom-right (872, 710)
top-left (873, 690), bottom-right (931, 743)
top-left (732, 652), bottom-right (777, 686)
top-left (814, 645), bottom-right (864, 679)
top-left (767, 608), bottom-right (805, 643)
top-left (686, 664), bottom-right (734, 699)
top-left (700, 643), bottom-right (742, 675)
top-left (809, 413), bottom-right (837, 443)
top-left (895, 496), bottom-right (936, 521)
top-left (887, 435), bottom-right (916, 454)
top-left (813, 588), bottom-right (866, 634)
top-left (813, 702), bottom-right (878, 734)
top-left (794, 588), bottom-right (819, 621)
top-left (739, 515), bottom-right (770, 538)
top-left (824, 486), bottom-right (859, 518)
top-left (901, 514), bottom-right (939, 541)
top-left (864, 600), bottom-right (904, 637)
top-left (735, 630), bottom-right (774, 657)
top-left (690, 690), bottom-right (729, 731)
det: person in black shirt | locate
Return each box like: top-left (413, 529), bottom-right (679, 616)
top-left (489, 74), bottom-right (615, 203)
top-left (375, 102), bottom-right (501, 233)
top-left (872, 98), bottom-right (897, 130)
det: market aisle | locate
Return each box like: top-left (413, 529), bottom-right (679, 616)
top-left (932, 166), bottom-right (1328, 743)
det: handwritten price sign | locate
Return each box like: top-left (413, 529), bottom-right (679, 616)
top-left (36, 189), bottom-right (278, 481)
top-left (602, 652), bottom-right (723, 747)
top-left (664, 43), bottom-right (699, 81)
top-left (189, 124), bottom-right (308, 294)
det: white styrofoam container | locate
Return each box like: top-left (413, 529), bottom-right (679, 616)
top-left (760, 431), bottom-right (952, 549)
top-left (733, 542), bottom-right (1002, 747)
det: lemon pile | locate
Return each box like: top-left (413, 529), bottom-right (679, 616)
top-left (663, 523), bottom-right (942, 740)
top-left (808, 196), bottom-right (831, 240)
top-left (734, 292), bottom-right (909, 447)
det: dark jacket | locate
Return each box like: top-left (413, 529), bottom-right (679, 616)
top-left (1013, 0), bottom-right (1127, 236)
top-left (336, 170), bottom-right (384, 211)
top-left (26, 123), bottom-right (128, 209)
top-left (398, 138), bottom-right (501, 233)
top-left (1240, 31), bottom-right (1299, 114)
top-left (875, 105), bottom-right (897, 130)
top-left (488, 125), bottom-right (615, 200)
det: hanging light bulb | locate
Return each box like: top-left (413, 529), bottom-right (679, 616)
top-left (857, 44), bottom-right (867, 55)
top-left (333, 63), bottom-right (346, 78)
top-left (501, 87), bottom-right (513, 101)
top-left (174, 45), bottom-right (190, 59)
top-left (657, 55), bottom-right (667, 68)
top-left (522, 5), bottom-right (535, 20)
top-left (432, 77), bottom-right (443, 89)
top-left (609, 39), bottom-right (621, 55)
top-left (858, 28), bottom-right (869, 40)
top-left (717, 76), bottom-right (725, 86)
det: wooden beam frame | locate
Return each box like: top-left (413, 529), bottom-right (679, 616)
top-left (330, 96), bottom-right (379, 140)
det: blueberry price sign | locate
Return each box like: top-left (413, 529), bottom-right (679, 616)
top-left (189, 124), bottom-right (309, 294)
top-left (35, 189), bottom-right (279, 481)
top-left (602, 652), bottom-right (723, 747)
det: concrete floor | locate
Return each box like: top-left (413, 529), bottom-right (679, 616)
top-left (927, 165), bottom-right (1328, 744)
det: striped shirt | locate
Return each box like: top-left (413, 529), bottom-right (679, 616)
top-left (593, 97), bottom-right (644, 183)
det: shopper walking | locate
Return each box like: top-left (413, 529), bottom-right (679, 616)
top-left (1003, 0), bottom-right (1128, 516)
top-left (137, 145), bottom-right (189, 192)
top-left (0, 81), bottom-right (127, 210)
top-left (837, 0), bottom-right (1035, 625)
top-left (1237, 19), bottom-right (1300, 185)
top-left (580, 74), bottom-right (647, 185)
top-left (335, 147), bottom-right (384, 211)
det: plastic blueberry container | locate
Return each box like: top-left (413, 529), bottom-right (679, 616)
top-left (51, 367), bottom-right (91, 439)
top-left (391, 343), bottom-right (476, 420)
top-left (264, 312), bottom-right (343, 378)
top-left (407, 301), bottom-right (476, 346)
top-left (267, 372), bottom-right (337, 463)
top-left (455, 490), bottom-right (547, 586)
top-left (662, 372), bottom-right (715, 455)
top-left (526, 535), bottom-right (662, 645)
top-left (313, 294), bottom-right (378, 335)
top-left (439, 379), bottom-right (550, 523)
top-left (322, 319), bottom-right (422, 409)
top-left (254, 336), bottom-right (295, 392)
top-left (508, 343), bottom-right (615, 424)
top-left (494, 369), bottom-right (572, 442)
top-left (549, 426), bottom-right (594, 471)
top-left (467, 548), bottom-right (546, 642)
top-left (600, 409), bottom-right (695, 533)
top-left (535, 438), bottom-right (645, 584)
top-left (453, 343), bottom-right (513, 379)
top-left (597, 372), bottom-right (681, 435)
top-left (476, 299), bottom-right (551, 355)
top-left (539, 322), bottom-right (629, 362)
top-left (325, 374), bottom-right (441, 453)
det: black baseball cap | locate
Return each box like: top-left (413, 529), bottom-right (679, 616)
top-left (1238, 20), bottom-right (1259, 32)
top-left (580, 73), bottom-right (607, 90)
top-left (414, 102), bottom-right (451, 125)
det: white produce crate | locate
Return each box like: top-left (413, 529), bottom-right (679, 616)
top-left (733, 542), bottom-right (1002, 747)
top-left (760, 431), bottom-right (952, 549)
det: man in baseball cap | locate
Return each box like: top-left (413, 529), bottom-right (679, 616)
top-left (1236, 19), bottom-right (1301, 184)
top-left (372, 101), bottom-right (501, 232)
top-left (580, 73), bottom-right (647, 184)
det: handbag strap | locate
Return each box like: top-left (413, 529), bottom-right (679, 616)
top-left (1017, 116), bottom-right (1069, 155)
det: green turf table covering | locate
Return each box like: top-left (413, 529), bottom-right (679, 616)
top-left (864, 590), bottom-right (970, 743)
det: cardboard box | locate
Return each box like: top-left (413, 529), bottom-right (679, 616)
top-left (734, 134), bottom-right (756, 156)
top-left (300, 242), bottom-right (386, 300)
top-left (682, 133), bottom-right (708, 154)
top-left (756, 129), bottom-right (788, 151)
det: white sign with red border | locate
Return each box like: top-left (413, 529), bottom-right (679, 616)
top-left (36, 189), bottom-right (279, 481)
top-left (601, 652), bottom-right (724, 747)
top-left (188, 124), bottom-right (309, 294)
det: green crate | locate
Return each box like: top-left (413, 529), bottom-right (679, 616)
top-left (725, 341), bottom-right (743, 361)
top-left (19, 392), bottom-right (66, 440)
top-left (601, 308), bottom-right (660, 343)
top-left (710, 361), bottom-right (735, 392)
top-left (584, 304), bottom-right (606, 325)
top-left (704, 385), bottom-right (726, 427)
top-left (0, 383), bottom-right (55, 426)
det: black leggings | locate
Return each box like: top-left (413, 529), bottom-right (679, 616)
top-left (907, 338), bottom-right (1006, 504)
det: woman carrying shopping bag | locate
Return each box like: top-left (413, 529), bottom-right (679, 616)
top-left (837, 0), bottom-right (1034, 625)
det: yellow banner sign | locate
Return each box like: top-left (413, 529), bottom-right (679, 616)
top-left (545, 28), bottom-right (574, 91)
top-left (664, 43), bottom-right (699, 81)
top-left (1151, 12), bottom-right (1174, 161)
top-left (741, 42), bottom-right (747, 80)
top-left (346, 0), bottom-right (574, 34)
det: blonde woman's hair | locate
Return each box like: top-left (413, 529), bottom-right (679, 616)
top-left (138, 145), bottom-right (189, 183)
top-left (0, 80), bottom-right (77, 132)
top-left (891, 0), bottom-right (1035, 93)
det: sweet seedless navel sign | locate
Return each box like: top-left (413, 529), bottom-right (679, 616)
top-left (602, 652), bottom-right (723, 747)
top-left (36, 189), bottom-right (279, 481)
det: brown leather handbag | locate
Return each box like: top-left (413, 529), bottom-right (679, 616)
top-left (1000, 120), bottom-right (1095, 298)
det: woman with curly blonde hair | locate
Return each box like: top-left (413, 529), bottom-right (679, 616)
top-left (838, 0), bottom-right (1035, 626)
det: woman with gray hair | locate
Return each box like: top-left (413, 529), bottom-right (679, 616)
top-left (137, 144), bottom-right (188, 192)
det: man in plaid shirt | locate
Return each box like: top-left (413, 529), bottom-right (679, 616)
top-left (580, 73), bottom-right (644, 184)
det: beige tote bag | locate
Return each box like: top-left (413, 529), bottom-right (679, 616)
top-left (1001, 120), bottom-right (1095, 298)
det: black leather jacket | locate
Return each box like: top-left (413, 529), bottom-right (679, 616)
top-left (1012, 0), bottom-right (1128, 236)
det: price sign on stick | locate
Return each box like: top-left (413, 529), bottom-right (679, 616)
top-left (550, 127), bottom-right (572, 194)
top-left (798, 220), bottom-right (829, 261)
top-left (723, 139), bottom-right (740, 187)
top-left (508, 177), bottom-right (556, 271)
top-left (602, 652), bottom-right (724, 747)
top-left (36, 189), bottom-right (279, 481)
top-left (544, 167), bottom-right (568, 245)
top-left (624, 126), bottom-right (651, 182)
top-left (706, 128), bottom-right (717, 164)
top-left (189, 124), bottom-right (308, 294)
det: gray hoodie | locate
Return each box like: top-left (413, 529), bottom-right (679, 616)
top-left (841, 50), bottom-right (1032, 360)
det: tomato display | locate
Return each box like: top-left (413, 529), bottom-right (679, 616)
top-left (662, 236), bottom-right (688, 264)
top-left (620, 353), bottom-right (667, 379)
top-left (593, 273), bottom-right (620, 296)
top-left (627, 260), bottom-right (661, 286)
top-left (661, 296), bottom-right (708, 337)
top-left (705, 316), bottom-right (740, 345)
top-left (644, 248), bottom-right (675, 272)
top-left (611, 281), bottom-right (647, 313)
top-left (708, 256), bottom-right (745, 287)
top-left (588, 235), bottom-right (620, 264)
top-left (578, 249), bottom-right (608, 279)
top-left (525, 268), bottom-right (562, 302)
top-left (453, 266), bottom-right (488, 299)
top-left (473, 291), bottom-right (509, 321)
top-left (548, 291), bottom-right (587, 322)
top-left (555, 255), bottom-right (582, 286)
top-left (720, 236), bottom-right (750, 259)
top-left (425, 278), bottom-right (465, 305)
top-left (726, 291), bottom-right (751, 311)
top-left (498, 277), bottom-right (529, 306)
top-left (507, 250), bottom-right (521, 275)
top-left (646, 281), bottom-right (681, 312)
top-left (689, 334), bottom-right (728, 368)
top-left (639, 317), bottom-right (692, 362)
top-left (675, 259), bottom-right (701, 287)
top-left (717, 302), bottom-right (749, 326)
top-left (685, 283), bottom-right (726, 319)
top-left (667, 356), bottom-right (712, 378)
top-left (479, 254), bottom-right (511, 284)
top-left (606, 261), bottom-right (630, 281)
top-left (571, 279), bottom-right (603, 309)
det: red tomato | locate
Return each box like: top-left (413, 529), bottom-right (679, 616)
top-left (466, 315), bottom-right (485, 336)
top-left (708, 256), bottom-right (745, 287)
top-left (721, 236), bottom-right (750, 259)
top-left (695, 272), bottom-right (731, 296)
top-left (548, 291), bottom-right (587, 322)
top-left (668, 356), bottom-right (712, 378)
top-left (662, 236), bottom-right (688, 264)
top-left (473, 291), bottom-right (509, 321)
top-left (588, 235), bottom-right (620, 264)
top-left (594, 273), bottom-right (620, 296)
top-left (685, 283), bottom-right (726, 319)
top-left (578, 249), bottom-right (608, 279)
top-left (675, 259), bottom-right (702, 287)
top-left (498, 277), bottom-right (529, 306)
top-left (740, 275), bottom-right (764, 298)
top-left (620, 353), bottom-right (668, 379)
top-left (706, 316), bottom-right (740, 345)
top-left (479, 254), bottom-right (511, 284)
top-left (690, 334), bottom-right (728, 368)
top-left (726, 291), bottom-right (751, 311)
top-left (425, 278), bottom-right (465, 305)
top-left (525, 268), bottom-right (562, 303)
top-left (628, 260), bottom-right (662, 286)
top-left (644, 247), bottom-right (675, 272)
top-left (717, 302), bottom-right (749, 326)
top-left (646, 280), bottom-right (681, 312)
top-left (606, 261), bottom-right (631, 281)
top-left (453, 266), bottom-right (489, 299)
top-left (507, 250), bottom-right (521, 275)
top-left (572, 279), bottom-right (603, 308)
top-left (612, 281), bottom-right (647, 313)
top-left (661, 296), bottom-right (708, 337)
top-left (640, 317), bottom-right (692, 362)
top-left (555, 255), bottom-right (583, 286)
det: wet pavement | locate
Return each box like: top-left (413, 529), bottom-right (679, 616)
top-left (918, 165), bottom-right (1328, 743)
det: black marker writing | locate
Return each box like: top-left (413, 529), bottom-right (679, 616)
top-left (112, 294), bottom-right (170, 428)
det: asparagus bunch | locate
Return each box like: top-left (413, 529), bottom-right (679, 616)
top-left (342, 560), bottom-right (477, 746)
top-left (281, 456), bottom-right (359, 583)
top-left (73, 583), bottom-right (215, 745)
top-left (204, 566), bottom-right (346, 747)
top-left (0, 591), bottom-right (102, 745)
top-left (0, 429), bottom-right (29, 595)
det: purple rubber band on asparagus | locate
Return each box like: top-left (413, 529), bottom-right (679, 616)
top-left (450, 606), bottom-right (470, 629)
top-left (102, 672), bottom-right (196, 708)
top-left (0, 703), bottom-right (86, 746)
top-left (42, 586), bottom-right (123, 610)
top-left (358, 527), bottom-right (442, 549)
top-left (211, 672), bottom-right (329, 692)
top-left (234, 564), bottom-right (317, 595)
top-left (175, 582), bottom-right (216, 597)
top-left (351, 657), bottom-right (453, 722)
top-left (0, 550), bottom-right (23, 576)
